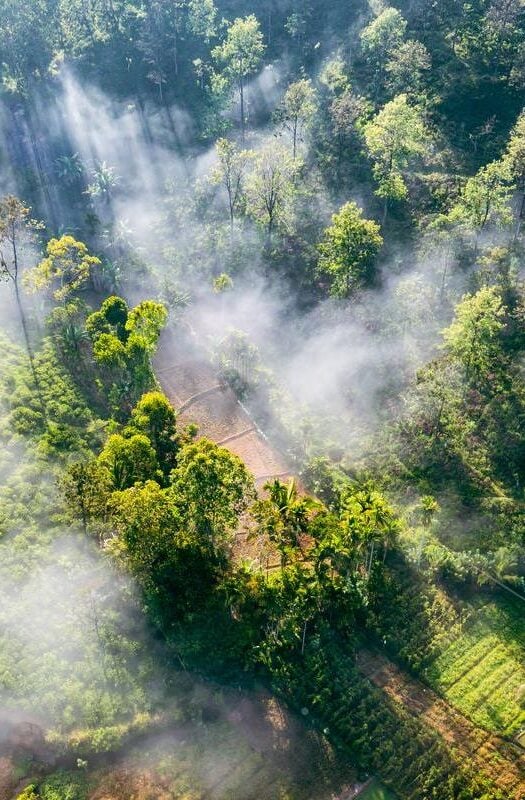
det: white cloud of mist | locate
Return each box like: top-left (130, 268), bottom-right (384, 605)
top-left (0, 68), bottom-right (481, 461)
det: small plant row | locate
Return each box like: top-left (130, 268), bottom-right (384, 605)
top-left (272, 632), bottom-right (509, 800)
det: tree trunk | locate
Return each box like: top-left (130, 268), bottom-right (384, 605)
top-left (240, 76), bottom-right (245, 143)
top-left (14, 281), bottom-right (46, 418)
top-left (382, 195), bottom-right (389, 226)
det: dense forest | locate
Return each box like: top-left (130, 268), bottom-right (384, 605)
top-left (0, 1), bottom-right (525, 798)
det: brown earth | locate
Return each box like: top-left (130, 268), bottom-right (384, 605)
top-left (357, 648), bottom-right (525, 800)
top-left (154, 333), bottom-right (293, 489)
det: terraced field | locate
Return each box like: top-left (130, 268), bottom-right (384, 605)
top-left (423, 595), bottom-right (525, 736)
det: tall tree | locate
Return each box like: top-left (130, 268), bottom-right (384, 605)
top-left (360, 6), bottom-right (407, 96)
top-left (274, 78), bottom-right (317, 160)
top-left (443, 287), bottom-right (505, 382)
top-left (502, 110), bottom-right (525, 238)
top-left (126, 391), bottom-right (180, 483)
top-left (25, 235), bottom-right (100, 301)
top-left (212, 15), bottom-right (266, 142)
top-left (317, 201), bottom-right (383, 297)
top-left (363, 94), bottom-right (431, 223)
top-left (245, 143), bottom-right (297, 244)
top-left (0, 196), bottom-right (44, 406)
top-left (211, 138), bottom-right (251, 234)
top-left (171, 438), bottom-right (254, 556)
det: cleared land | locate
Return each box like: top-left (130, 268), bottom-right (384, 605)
top-left (155, 333), bottom-right (292, 488)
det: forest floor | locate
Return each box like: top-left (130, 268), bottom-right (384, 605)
top-left (357, 649), bottom-right (525, 799)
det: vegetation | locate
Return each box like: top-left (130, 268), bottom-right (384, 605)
top-left (1, 1), bottom-right (525, 799)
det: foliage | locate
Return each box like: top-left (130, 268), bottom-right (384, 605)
top-left (363, 94), bottom-right (431, 210)
top-left (25, 235), bottom-right (101, 301)
top-left (317, 201), bottom-right (383, 296)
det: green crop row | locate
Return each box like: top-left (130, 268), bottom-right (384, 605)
top-left (272, 633), bottom-right (506, 800)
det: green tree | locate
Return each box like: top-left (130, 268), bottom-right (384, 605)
top-left (245, 143), bottom-right (298, 243)
top-left (449, 161), bottom-right (512, 235)
top-left (86, 296), bottom-right (167, 409)
top-left (126, 391), bottom-right (179, 482)
top-left (125, 300), bottom-right (168, 354)
top-left (253, 478), bottom-right (319, 567)
top-left (188, 0), bottom-right (217, 40)
top-left (363, 94), bottom-right (431, 222)
top-left (109, 480), bottom-right (180, 594)
top-left (340, 488), bottom-right (400, 575)
top-left (360, 7), bottom-right (407, 94)
top-left (385, 40), bottom-right (431, 95)
top-left (442, 286), bottom-right (505, 381)
top-left (98, 432), bottom-right (159, 491)
top-left (501, 110), bottom-right (525, 237)
top-left (317, 201), bottom-right (383, 297)
top-left (211, 138), bottom-right (251, 233)
top-left (171, 438), bottom-right (254, 555)
top-left (212, 15), bottom-right (266, 141)
top-left (274, 78), bottom-right (317, 160)
top-left (61, 460), bottom-right (111, 534)
top-left (25, 234), bottom-right (100, 301)
top-left (0, 195), bottom-right (45, 407)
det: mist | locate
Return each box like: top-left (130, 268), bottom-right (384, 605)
top-left (0, 67), bottom-right (481, 465)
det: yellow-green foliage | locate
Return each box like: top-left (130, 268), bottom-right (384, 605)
top-left (25, 235), bottom-right (100, 301)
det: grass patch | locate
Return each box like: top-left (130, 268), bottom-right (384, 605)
top-left (423, 594), bottom-right (525, 735)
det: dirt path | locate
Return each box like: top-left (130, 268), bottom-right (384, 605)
top-left (155, 332), bottom-right (293, 489)
top-left (357, 649), bottom-right (525, 799)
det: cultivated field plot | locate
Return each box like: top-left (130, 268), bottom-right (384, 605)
top-left (423, 595), bottom-right (525, 736)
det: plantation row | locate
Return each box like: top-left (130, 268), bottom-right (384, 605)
top-left (367, 564), bottom-right (525, 737)
top-left (274, 632), bottom-right (513, 800)
top-left (423, 599), bottom-right (525, 736)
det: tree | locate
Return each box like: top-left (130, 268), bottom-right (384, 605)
top-left (360, 7), bottom-right (407, 95)
top-left (188, 0), bottom-right (217, 40)
top-left (340, 488), bottom-right (400, 575)
top-left (212, 15), bottom-right (266, 142)
top-left (449, 160), bottom-right (512, 236)
top-left (363, 94), bottom-right (431, 222)
top-left (245, 143), bottom-right (298, 243)
top-left (253, 478), bottom-right (319, 567)
top-left (86, 296), bottom-right (168, 409)
top-left (385, 40), bottom-right (431, 95)
top-left (0, 195), bottom-right (44, 405)
top-left (109, 480), bottom-right (181, 594)
top-left (127, 391), bottom-right (179, 483)
top-left (442, 286), bottom-right (505, 381)
top-left (274, 78), bottom-right (317, 160)
top-left (211, 138), bottom-right (251, 233)
top-left (171, 438), bottom-right (254, 555)
top-left (61, 460), bottom-right (111, 534)
top-left (501, 110), bottom-right (525, 237)
top-left (109, 479), bottom-right (224, 616)
top-left (25, 234), bottom-right (100, 301)
top-left (125, 300), bottom-right (168, 354)
top-left (330, 89), bottom-right (366, 139)
top-left (98, 432), bottom-right (160, 491)
top-left (317, 201), bottom-right (383, 297)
